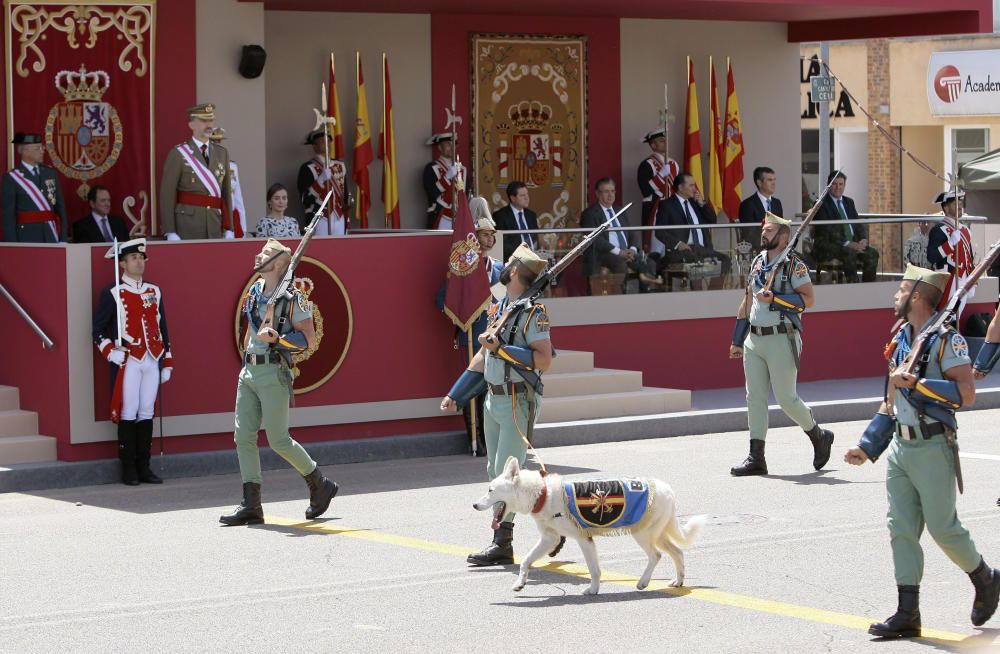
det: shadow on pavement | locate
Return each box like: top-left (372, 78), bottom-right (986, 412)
top-left (762, 470), bottom-right (878, 486)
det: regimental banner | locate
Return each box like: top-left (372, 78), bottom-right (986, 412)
top-left (472, 34), bottom-right (586, 249)
top-left (927, 50), bottom-right (1000, 117)
top-left (5, 2), bottom-right (156, 233)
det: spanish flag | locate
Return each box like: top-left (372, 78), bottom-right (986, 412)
top-left (353, 53), bottom-right (373, 228)
top-left (378, 53), bottom-right (400, 229)
top-left (722, 58), bottom-right (745, 221)
top-left (683, 56), bottom-right (704, 196)
top-left (327, 54), bottom-right (345, 161)
top-left (707, 56), bottom-right (724, 216)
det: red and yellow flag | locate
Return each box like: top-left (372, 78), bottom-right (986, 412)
top-left (352, 53), bottom-right (374, 228)
top-left (377, 53), bottom-right (400, 229)
top-left (443, 190), bottom-right (491, 331)
top-left (707, 57), bottom-right (724, 216)
top-left (683, 56), bottom-right (704, 195)
top-left (722, 59), bottom-right (745, 221)
top-left (327, 54), bottom-right (345, 160)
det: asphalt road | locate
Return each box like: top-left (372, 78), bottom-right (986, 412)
top-left (2, 411), bottom-right (1000, 653)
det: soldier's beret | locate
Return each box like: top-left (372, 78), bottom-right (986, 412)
top-left (12, 132), bottom-right (43, 145)
top-left (187, 103), bottom-right (215, 120)
top-left (933, 190), bottom-right (965, 205)
top-left (263, 238), bottom-right (292, 256)
top-left (642, 128), bottom-right (666, 144)
top-left (510, 243), bottom-right (547, 275)
top-left (469, 197), bottom-right (495, 232)
top-left (425, 132), bottom-right (453, 146)
top-left (105, 238), bottom-right (147, 260)
top-left (762, 211), bottom-right (791, 226)
top-left (902, 263), bottom-right (950, 292)
top-left (303, 129), bottom-right (332, 145)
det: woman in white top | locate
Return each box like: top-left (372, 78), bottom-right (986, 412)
top-left (256, 184), bottom-right (301, 238)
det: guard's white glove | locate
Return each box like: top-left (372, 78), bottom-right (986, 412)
top-left (316, 167), bottom-right (333, 184)
top-left (445, 163), bottom-right (462, 182)
top-left (224, 230), bottom-right (234, 239)
top-left (160, 368), bottom-right (172, 384)
top-left (165, 232), bottom-right (181, 241)
top-left (656, 167), bottom-right (671, 181)
top-left (108, 349), bottom-right (126, 366)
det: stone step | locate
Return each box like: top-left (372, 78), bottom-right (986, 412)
top-left (0, 409), bottom-right (38, 437)
top-left (0, 386), bottom-right (19, 411)
top-left (537, 387), bottom-right (692, 424)
top-left (546, 350), bottom-right (594, 374)
top-left (543, 368), bottom-right (643, 398)
top-left (0, 434), bottom-right (58, 465)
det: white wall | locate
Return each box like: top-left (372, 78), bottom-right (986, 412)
top-left (620, 19), bottom-right (802, 215)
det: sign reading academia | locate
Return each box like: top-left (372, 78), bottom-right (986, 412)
top-left (927, 50), bottom-right (1000, 116)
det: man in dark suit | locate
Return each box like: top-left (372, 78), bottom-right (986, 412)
top-left (580, 178), bottom-right (660, 290)
top-left (738, 166), bottom-right (782, 245)
top-left (492, 180), bottom-right (539, 263)
top-left (72, 185), bottom-right (133, 243)
top-left (2, 132), bottom-right (67, 242)
top-left (811, 171), bottom-right (878, 282)
top-left (654, 172), bottom-right (731, 279)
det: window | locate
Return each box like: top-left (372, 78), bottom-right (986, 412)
top-left (953, 127), bottom-right (989, 167)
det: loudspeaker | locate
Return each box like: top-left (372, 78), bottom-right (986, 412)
top-left (238, 45), bottom-right (266, 79)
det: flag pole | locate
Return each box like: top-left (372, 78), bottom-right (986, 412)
top-left (382, 52), bottom-right (389, 230)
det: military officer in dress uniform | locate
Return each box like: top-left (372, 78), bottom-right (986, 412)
top-left (2, 132), bottom-right (67, 242)
top-left (636, 128), bottom-right (680, 258)
top-left (297, 129), bottom-right (350, 235)
top-left (220, 239), bottom-right (339, 526)
top-left (159, 103), bottom-right (234, 240)
top-left (845, 265), bottom-right (1000, 638)
top-left (441, 244), bottom-right (553, 565)
top-left (423, 133), bottom-right (462, 230)
top-left (92, 238), bottom-right (172, 485)
top-left (729, 212), bottom-right (834, 476)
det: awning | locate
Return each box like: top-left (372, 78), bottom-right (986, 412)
top-left (962, 149), bottom-right (1000, 190)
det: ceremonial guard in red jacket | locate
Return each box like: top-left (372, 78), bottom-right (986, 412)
top-left (423, 133), bottom-right (461, 230)
top-left (297, 129), bottom-right (350, 235)
top-left (92, 238), bottom-right (173, 485)
top-left (636, 128), bottom-right (680, 257)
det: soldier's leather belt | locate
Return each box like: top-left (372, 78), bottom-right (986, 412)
top-left (750, 324), bottom-right (793, 336)
top-left (244, 352), bottom-right (281, 366)
top-left (176, 191), bottom-right (223, 210)
top-left (897, 421), bottom-right (947, 441)
top-left (16, 210), bottom-right (57, 224)
top-left (488, 382), bottom-right (527, 396)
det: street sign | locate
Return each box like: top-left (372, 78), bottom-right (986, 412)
top-left (810, 75), bottom-right (835, 102)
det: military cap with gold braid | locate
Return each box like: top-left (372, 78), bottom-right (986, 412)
top-left (763, 211), bottom-right (791, 226)
top-left (510, 243), bottom-right (547, 275)
top-left (902, 263), bottom-right (950, 292)
top-left (186, 103), bottom-right (215, 120)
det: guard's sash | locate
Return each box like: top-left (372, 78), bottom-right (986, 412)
top-left (9, 169), bottom-right (58, 240)
top-left (563, 478), bottom-right (650, 530)
top-left (177, 143), bottom-right (222, 198)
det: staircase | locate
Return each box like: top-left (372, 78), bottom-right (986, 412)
top-left (538, 350), bottom-right (690, 423)
top-left (0, 385), bottom-right (58, 465)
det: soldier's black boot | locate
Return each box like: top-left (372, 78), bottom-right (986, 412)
top-left (969, 558), bottom-right (1000, 626)
top-left (467, 521), bottom-right (514, 566)
top-left (869, 586), bottom-right (921, 638)
top-left (303, 467), bottom-right (338, 520)
top-left (117, 420), bottom-right (140, 486)
top-left (135, 419), bottom-right (162, 484)
top-left (730, 439), bottom-right (767, 476)
top-left (805, 423), bottom-right (835, 470)
top-left (219, 482), bottom-right (264, 526)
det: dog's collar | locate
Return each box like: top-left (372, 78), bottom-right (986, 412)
top-left (531, 483), bottom-right (548, 514)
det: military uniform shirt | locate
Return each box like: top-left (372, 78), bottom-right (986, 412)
top-left (748, 254), bottom-right (811, 328)
top-left (891, 319), bottom-right (969, 428)
top-left (244, 280), bottom-right (312, 356)
top-left (484, 300), bottom-right (551, 385)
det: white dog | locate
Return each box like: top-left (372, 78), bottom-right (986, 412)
top-left (473, 456), bottom-right (706, 595)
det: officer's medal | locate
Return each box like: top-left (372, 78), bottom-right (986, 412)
top-left (45, 179), bottom-right (57, 206)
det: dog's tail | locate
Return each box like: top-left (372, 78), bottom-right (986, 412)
top-left (665, 514), bottom-right (706, 548)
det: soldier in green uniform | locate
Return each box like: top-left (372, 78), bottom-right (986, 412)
top-left (2, 132), bottom-right (67, 242)
top-left (845, 264), bottom-right (1000, 638)
top-left (729, 212), bottom-right (834, 476)
top-left (440, 244), bottom-right (554, 565)
top-left (220, 239), bottom-right (339, 526)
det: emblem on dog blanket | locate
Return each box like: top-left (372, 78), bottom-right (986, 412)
top-left (564, 478), bottom-right (649, 529)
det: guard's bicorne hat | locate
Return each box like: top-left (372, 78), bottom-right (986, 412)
top-left (187, 103), bottom-right (216, 121)
top-left (933, 190), bottom-right (965, 205)
top-left (105, 238), bottom-right (147, 260)
top-left (303, 128), bottom-right (332, 145)
top-left (425, 132), bottom-right (453, 146)
top-left (510, 243), bottom-right (547, 275)
top-left (11, 132), bottom-right (42, 145)
top-left (902, 263), bottom-right (950, 293)
top-left (642, 128), bottom-right (666, 144)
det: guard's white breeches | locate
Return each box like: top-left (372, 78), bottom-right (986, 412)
top-left (121, 352), bottom-right (159, 421)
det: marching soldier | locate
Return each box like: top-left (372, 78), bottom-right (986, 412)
top-left (297, 129), bottom-right (349, 235)
top-left (423, 133), bottom-right (461, 230)
top-left (729, 213), bottom-right (834, 476)
top-left (159, 103), bottom-right (234, 240)
top-left (220, 239), bottom-right (339, 526)
top-left (636, 128), bottom-right (679, 257)
top-left (440, 244), bottom-right (553, 565)
top-left (845, 265), bottom-right (1000, 638)
top-left (92, 238), bottom-right (173, 485)
top-left (2, 132), bottom-right (67, 242)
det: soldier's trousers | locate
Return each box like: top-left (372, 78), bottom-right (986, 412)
top-left (744, 331), bottom-right (816, 440)
top-left (233, 363), bottom-right (317, 484)
top-left (484, 390), bottom-right (540, 523)
top-left (886, 435), bottom-right (981, 586)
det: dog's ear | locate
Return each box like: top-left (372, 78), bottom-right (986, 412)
top-left (503, 456), bottom-right (520, 479)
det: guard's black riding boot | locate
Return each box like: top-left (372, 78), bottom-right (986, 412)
top-left (303, 467), bottom-right (338, 520)
top-left (467, 521), bottom-right (514, 566)
top-left (805, 423), bottom-right (835, 470)
top-left (117, 420), bottom-right (140, 486)
top-left (969, 558), bottom-right (1000, 626)
top-left (730, 439), bottom-right (767, 476)
top-left (219, 482), bottom-right (264, 526)
top-left (135, 419), bottom-right (162, 484)
top-left (869, 586), bottom-right (921, 638)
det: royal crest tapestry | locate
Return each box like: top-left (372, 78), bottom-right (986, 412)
top-left (5, 1), bottom-right (156, 233)
top-left (472, 34), bottom-right (587, 249)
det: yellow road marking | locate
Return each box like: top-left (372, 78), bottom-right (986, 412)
top-left (265, 515), bottom-right (990, 647)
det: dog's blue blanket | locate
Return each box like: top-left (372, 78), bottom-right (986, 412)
top-left (563, 478), bottom-right (649, 529)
